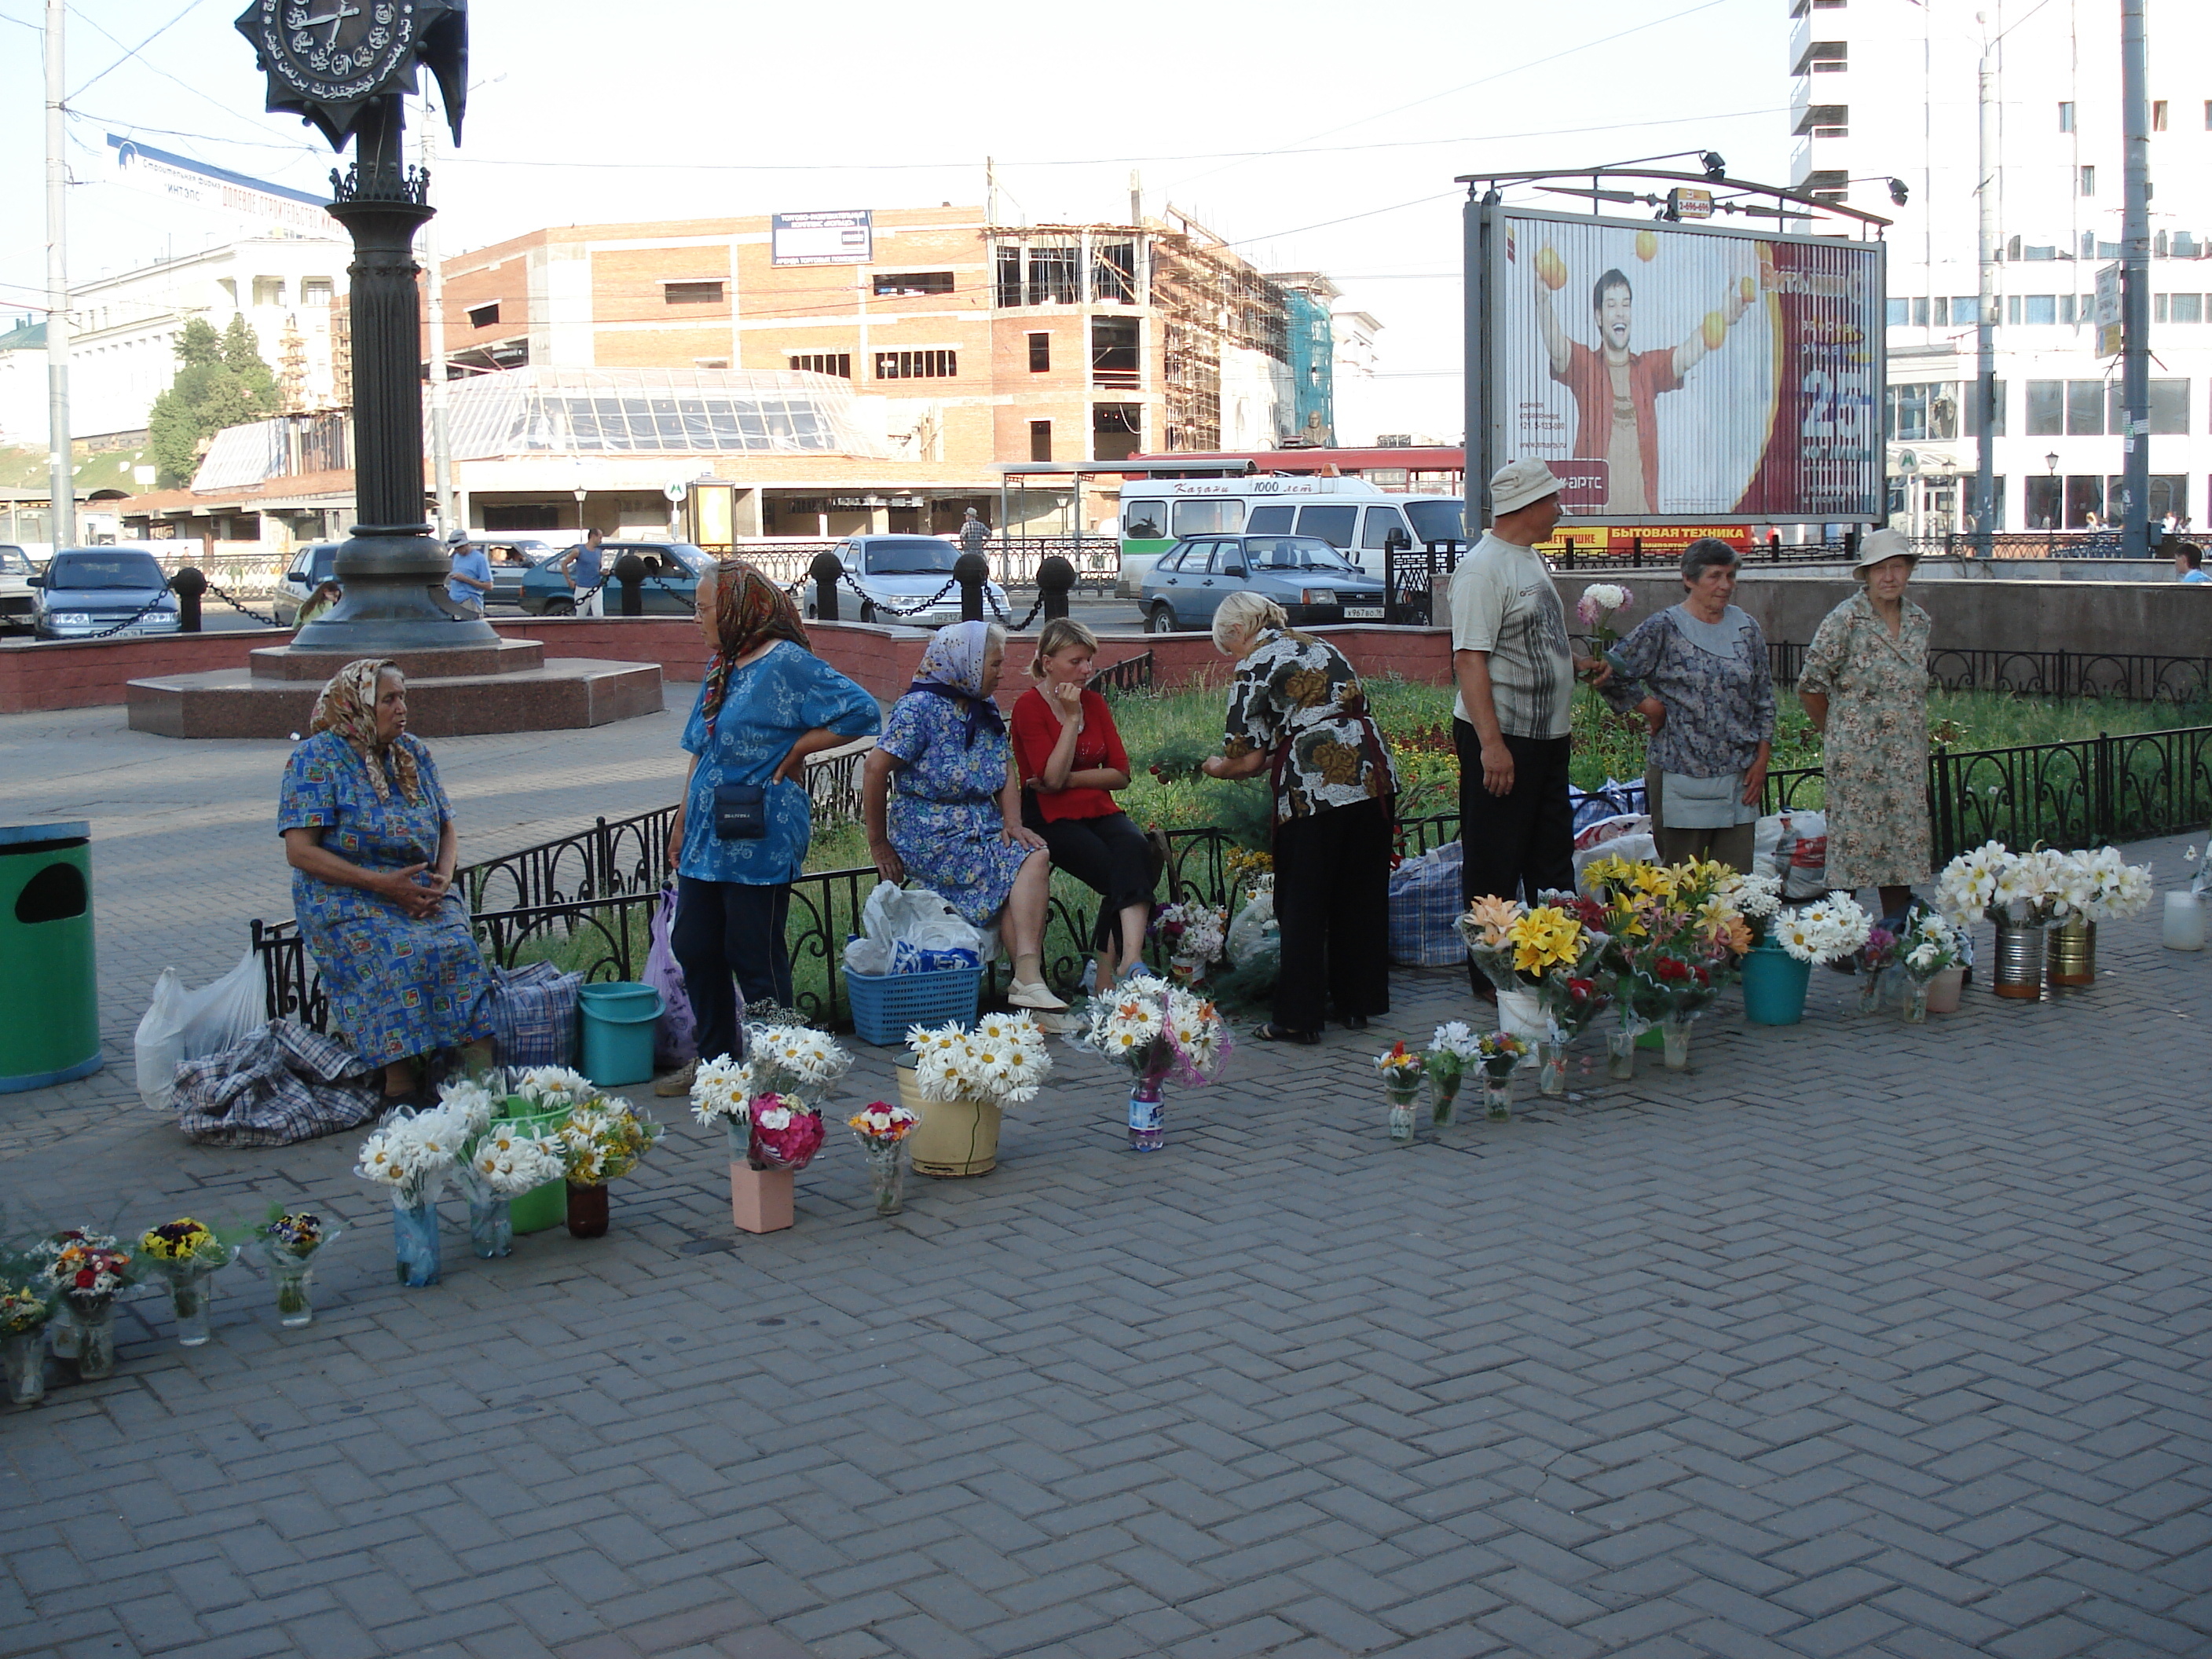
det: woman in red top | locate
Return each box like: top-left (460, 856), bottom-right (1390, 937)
top-left (1010, 619), bottom-right (1155, 984)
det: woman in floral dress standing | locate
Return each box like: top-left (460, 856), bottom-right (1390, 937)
top-left (1796, 529), bottom-right (1933, 919)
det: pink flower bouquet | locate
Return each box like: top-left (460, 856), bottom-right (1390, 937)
top-left (747, 1093), bottom-right (826, 1172)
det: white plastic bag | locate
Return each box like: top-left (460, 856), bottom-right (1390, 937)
top-left (1225, 888), bottom-right (1276, 965)
top-left (1771, 810), bottom-right (1830, 899)
top-left (1576, 830), bottom-right (1657, 888)
top-left (841, 881), bottom-right (989, 975)
top-left (134, 950), bottom-right (266, 1110)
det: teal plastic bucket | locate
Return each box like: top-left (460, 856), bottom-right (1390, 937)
top-left (579, 981), bottom-right (663, 1087)
top-left (1741, 947), bottom-right (1812, 1026)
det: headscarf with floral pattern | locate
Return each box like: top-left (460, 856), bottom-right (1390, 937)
top-left (306, 657), bottom-right (421, 805)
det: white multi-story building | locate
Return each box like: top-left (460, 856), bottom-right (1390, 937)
top-left (0, 236), bottom-right (352, 447)
top-left (1793, 0), bottom-right (2212, 533)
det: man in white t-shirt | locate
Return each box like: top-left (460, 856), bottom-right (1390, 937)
top-left (1451, 459), bottom-right (1611, 995)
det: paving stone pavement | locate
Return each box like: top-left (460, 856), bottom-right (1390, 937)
top-left (3, 703), bottom-right (2210, 1659)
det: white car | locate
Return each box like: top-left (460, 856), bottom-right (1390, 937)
top-left (0, 544), bottom-right (33, 633)
top-left (802, 534), bottom-right (1009, 626)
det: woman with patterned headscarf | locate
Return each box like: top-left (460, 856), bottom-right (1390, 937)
top-left (277, 659), bottom-right (495, 1100)
top-left (861, 620), bottom-right (1071, 1027)
top-left (660, 561), bottom-right (879, 1087)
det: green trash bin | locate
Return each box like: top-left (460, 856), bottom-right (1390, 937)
top-left (0, 822), bottom-right (102, 1093)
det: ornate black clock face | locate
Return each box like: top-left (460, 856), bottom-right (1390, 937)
top-left (245, 0), bottom-right (419, 104)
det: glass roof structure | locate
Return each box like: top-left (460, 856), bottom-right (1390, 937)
top-left (445, 366), bottom-right (887, 460)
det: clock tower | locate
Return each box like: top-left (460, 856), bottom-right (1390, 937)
top-left (235, 0), bottom-right (493, 650)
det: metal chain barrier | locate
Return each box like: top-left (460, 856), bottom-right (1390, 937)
top-left (75, 593), bottom-right (175, 641)
top-left (834, 571), bottom-right (959, 619)
top-left (198, 576), bottom-right (287, 627)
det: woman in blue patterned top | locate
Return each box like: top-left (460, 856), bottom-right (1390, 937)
top-left (1598, 537), bottom-right (1775, 871)
top-left (277, 659), bottom-right (495, 1101)
top-left (664, 562), bottom-right (880, 1074)
top-left (862, 621), bottom-right (1072, 1027)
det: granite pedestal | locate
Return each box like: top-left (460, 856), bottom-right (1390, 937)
top-left (124, 638), bottom-right (662, 738)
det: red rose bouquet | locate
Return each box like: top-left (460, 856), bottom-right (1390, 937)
top-left (748, 1093), bottom-right (826, 1173)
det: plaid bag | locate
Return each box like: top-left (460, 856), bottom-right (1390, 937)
top-left (173, 1020), bottom-right (381, 1147)
top-left (1389, 840), bottom-right (1467, 969)
top-left (489, 960), bottom-right (582, 1068)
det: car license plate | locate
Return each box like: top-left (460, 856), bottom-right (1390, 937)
top-left (1343, 606), bottom-right (1384, 620)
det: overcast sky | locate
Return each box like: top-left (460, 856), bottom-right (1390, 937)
top-left (0, 0), bottom-right (1794, 438)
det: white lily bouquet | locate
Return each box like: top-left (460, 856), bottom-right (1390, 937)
top-left (1936, 841), bottom-right (2071, 927)
top-left (2058, 845), bottom-right (2155, 921)
top-left (1771, 892), bottom-right (1873, 965)
top-left (907, 1011), bottom-right (1053, 1109)
top-left (507, 1065), bottom-right (601, 1111)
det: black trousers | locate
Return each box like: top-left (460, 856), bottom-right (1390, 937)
top-left (1031, 809), bottom-right (1155, 955)
top-left (671, 876), bottom-right (792, 1064)
top-left (1271, 797), bottom-right (1392, 1032)
top-left (1455, 721), bottom-right (1575, 992)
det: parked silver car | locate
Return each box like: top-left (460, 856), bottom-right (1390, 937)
top-left (803, 535), bottom-right (1009, 625)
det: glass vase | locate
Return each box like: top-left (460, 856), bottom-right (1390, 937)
top-left (1481, 1071), bottom-right (1514, 1121)
top-left (4, 1328), bottom-right (46, 1405)
top-left (1386, 1087), bottom-right (1416, 1144)
top-left (392, 1196), bottom-right (441, 1288)
top-left (67, 1299), bottom-right (115, 1379)
top-left (566, 1182), bottom-right (610, 1239)
top-left (1661, 1016), bottom-right (1692, 1071)
top-left (467, 1192), bottom-right (513, 1259)
top-left (1537, 1038), bottom-right (1568, 1098)
top-left (1128, 1074), bottom-right (1166, 1152)
top-left (1429, 1070), bottom-right (1461, 1127)
top-left (1606, 1031), bottom-right (1637, 1081)
top-left (1901, 979), bottom-right (1930, 1024)
top-left (1856, 967), bottom-right (1887, 1015)
top-left (158, 1262), bottom-right (218, 1348)
top-left (270, 1259), bottom-right (316, 1328)
top-left (862, 1140), bottom-right (906, 1216)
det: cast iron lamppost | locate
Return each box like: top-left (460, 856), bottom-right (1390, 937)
top-left (236, 0), bottom-right (496, 651)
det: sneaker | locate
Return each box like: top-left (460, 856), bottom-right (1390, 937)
top-left (653, 1060), bottom-right (698, 1097)
top-left (1007, 978), bottom-right (1071, 1013)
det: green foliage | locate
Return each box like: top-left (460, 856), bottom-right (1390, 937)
top-left (148, 317), bottom-right (277, 486)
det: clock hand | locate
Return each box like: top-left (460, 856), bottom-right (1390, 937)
top-left (292, 2), bottom-right (361, 45)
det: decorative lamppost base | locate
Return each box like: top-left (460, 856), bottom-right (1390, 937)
top-left (291, 527), bottom-right (500, 653)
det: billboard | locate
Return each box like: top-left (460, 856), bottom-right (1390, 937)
top-left (2094, 262), bottom-right (2122, 357)
top-left (772, 210), bottom-right (874, 267)
top-left (1477, 206), bottom-right (1884, 523)
top-left (106, 134), bottom-right (331, 235)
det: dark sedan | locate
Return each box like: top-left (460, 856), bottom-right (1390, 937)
top-left (31, 548), bottom-right (180, 640)
top-left (518, 540), bottom-right (710, 615)
top-left (1139, 533), bottom-right (1388, 634)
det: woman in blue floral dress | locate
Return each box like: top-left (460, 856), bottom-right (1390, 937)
top-left (862, 622), bottom-right (1071, 1025)
top-left (277, 660), bottom-right (494, 1099)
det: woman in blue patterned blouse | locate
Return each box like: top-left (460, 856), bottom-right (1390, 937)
top-left (664, 562), bottom-right (881, 1074)
top-left (277, 660), bottom-right (495, 1101)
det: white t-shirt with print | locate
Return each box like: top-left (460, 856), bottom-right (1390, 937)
top-left (1448, 533), bottom-right (1574, 740)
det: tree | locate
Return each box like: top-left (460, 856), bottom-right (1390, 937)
top-left (148, 317), bottom-right (278, 486)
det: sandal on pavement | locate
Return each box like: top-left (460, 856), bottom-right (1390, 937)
top-left (1008, 978), bottom-right (1071, 1013)
top-left (654, 1060), bottom-right (698, 1097)
top-left (1252, 1022), bottom-right (1320, 1045)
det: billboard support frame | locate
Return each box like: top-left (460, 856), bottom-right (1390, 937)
top-left (1462, 182), bottom-right (1886, 530)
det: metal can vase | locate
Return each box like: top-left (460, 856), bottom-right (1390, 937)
top-left (1991, 922), bottom-right (2047, 999)
top-left (2046, 917), bottom-right (2097, 987)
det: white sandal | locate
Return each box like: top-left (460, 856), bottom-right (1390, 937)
top-left (1007, 978), bottom-right (1071, 1013)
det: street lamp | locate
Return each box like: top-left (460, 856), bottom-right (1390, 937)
top-left (2046, 452), bottom-right (2060, 474)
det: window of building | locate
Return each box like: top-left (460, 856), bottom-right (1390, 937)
top-left (2175, 295), bottom-right (2205, 324)
top-left (1027, 332), bottom-right (1050, 372)
top-left (871, 272), bottom-right (954, 297)
top-left (2154, 100), bottom-right (2169, 132)
top-left (2061, 295), bottom-right (2077, 324)
top-left (1093, 402), bottom-right (1141, 461)
top-left (2023, 295), bottom-right (2056, 325)
top-left (2111, 379), bottom-right (2192, 434)
top-left (694, 357), bottom-right (730, 369)
top-left (1887, 383), bottom-right (1959, 441)
top-left (2059, 101), bottom-right (2075, 133)
top-left (301, 278), bottom-right (334, 306)
top-left (663, 280), bottom-right (724, 305)
top-left (1026, 247), bottom-right (1079, 306)
top-left (1029, 420), bottom-right (1053, 463)
top-left (1886, 298), bottom-right (1909, 328)
top-left (2080, 165), bottom-right (2097, 196)
top-left (2178, 233), bottom-right (2205, 258)
top-left (251, 276), bottom-right (284, 306)
top-left (2205, 100), bottom-right (2212, 130)
top-left (2027, 380), bottom-right (2064, 435)
top-left (788, 353), bottom-right (851, 378)
top-left (1093, 243), bottom-right (1137, 305)
top-left (2008, 295), bottom-right (2022, 325)
top-left (1795, 104), bottom-right (1848, 137)
top-left (2067, 379), bottom-right (2107, 434)
top-left (2026, 474), bottom-right (2062, 529)
top-left (1091, 317), bottom-right (1141, 388)
top-left (1912, 296), bottom-right (1930, 327)
top-left (1800, 40), bottom-right (1846, 72)
top-left (467, 302), bottom-right (500, 329)
top-left (874, 350), bottom-right (956, 379)
top-left (994, 247), bottom-right (1023, 309)
top-left (1954, 295), bottom-right (1980, 324)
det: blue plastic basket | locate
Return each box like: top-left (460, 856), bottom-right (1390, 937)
top-left (845, 964), bottom-right (983, 1046)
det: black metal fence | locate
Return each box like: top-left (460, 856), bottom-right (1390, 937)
top-left (1760, 643), bottom-right (2212, 703)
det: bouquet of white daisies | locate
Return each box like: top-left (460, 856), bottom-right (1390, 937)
top-left (906, 1011), bottom-right (1053, 1109)
top-left (1771, 892), bottom-right (1873, 965)
top-left (1077, 973), bottom-right (1232, 1087)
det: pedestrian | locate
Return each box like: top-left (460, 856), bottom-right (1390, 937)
top-left (1200, 591), bottom-right (1399, 1042)
top-left (2172, 542), bottom-right (2208, 584)
top-left (556, 526), bottom-right (607, 617)
top-left (957, 509), bottom-right (991, 560)
top-left (295, 578), bottom-right (343, 628)
top-left (1010, 618), bottom-right (1154, 987)
top-left (1796, 528), bottom-right (1932, 921)
top-left (661, 562), bottom-right (880, 1087)
top-left (1449, 459), bottom-right (1610, 998)
top-left (444, 530), bottom-right (492, 617)
top-left (1599, 537), bottom-right (1775, 870)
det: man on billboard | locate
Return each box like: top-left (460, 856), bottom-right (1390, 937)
top-left (1534, 259), bottom-right (1754, 514)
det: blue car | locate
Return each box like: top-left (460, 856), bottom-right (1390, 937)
top-left (518, 540), bottom-right (709, 615)
top-left (31, 547), bottom-right (179, 641)
top-left (1139, 533), bottom-right (1389, 634)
